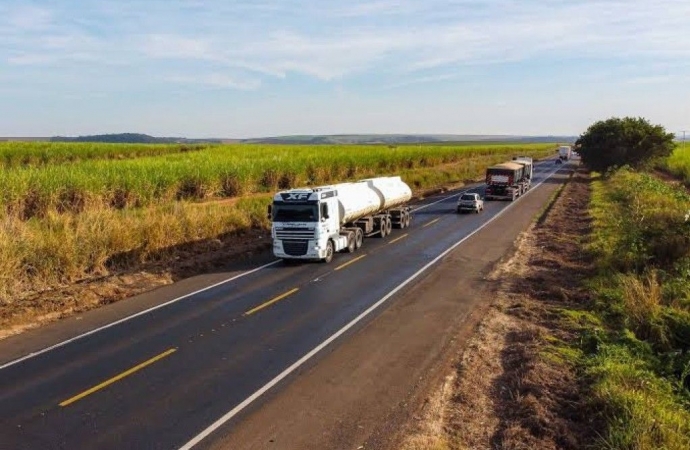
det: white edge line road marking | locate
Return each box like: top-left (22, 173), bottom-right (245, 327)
top-left (0, 260), bottom-right (281, 371)
top-left (178, 165), bottom-right (563, 450)
top-left (0, 160), bottom-right (556, 371)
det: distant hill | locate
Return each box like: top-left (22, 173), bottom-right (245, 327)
top-left (238, 134), bottom-right (577, 145)
top-left (50, 133), bottom-right (223, 144)
top-left (1, 133), bottom-right (577, 145)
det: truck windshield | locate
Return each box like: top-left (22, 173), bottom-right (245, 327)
top-left (273, 204), bottom-right (318, 222)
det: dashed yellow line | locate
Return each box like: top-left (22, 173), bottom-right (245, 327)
top-left (423, 218), bottom-right (440, 228)
top-left (244, 288), bottom-right (299, 316)
top-left (334, 254), bottom-right (367, 271)
top-left (59, 348), bottom-right (177, 407)
top-left (388, 233), bottom-right (408, 244)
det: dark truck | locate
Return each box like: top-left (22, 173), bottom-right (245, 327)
top-left (484, 161), bottom-right (531, 201)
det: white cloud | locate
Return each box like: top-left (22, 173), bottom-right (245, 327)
top-left (326, 0), bottom-right (418, 17)
top-left (5, 5), bottom-right (54, 30)
top-left (143, 34), bottom-right (213, 60)
top-left (166, 73), bottom-right (261, 90)
top-left (4, 0), bottom-right (690, 80)
top-left (383, 73), bottom-right (461, 90)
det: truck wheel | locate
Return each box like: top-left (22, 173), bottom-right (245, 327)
top-left (346, 233), bottom-right (356, 253)
top-left (323, 240), bottom-right (334, 263)
top-left (355, 228), bottom-right (363, 249)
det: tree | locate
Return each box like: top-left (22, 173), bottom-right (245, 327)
top-left (575, 117), bottom-right (675, 172)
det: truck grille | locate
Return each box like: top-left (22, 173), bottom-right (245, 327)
top-left (282, 240), bottom-right (309, 256)
top-left (275, 228), bottom-right (315, 240)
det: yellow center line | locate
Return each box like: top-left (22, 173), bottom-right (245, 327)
top-left (334, 254), bottom-right (367, 271)
top-left (423, 218), bottom-right (440, 228)
top-left (59, 348), bottom-right (177, 407)
top-left (244, 287), bottom-right (299, 316)
top-left (388, 233), bottom-right (409, 244)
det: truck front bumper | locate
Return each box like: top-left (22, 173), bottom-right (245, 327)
top-left (273, 239), bottom-right (326, 260)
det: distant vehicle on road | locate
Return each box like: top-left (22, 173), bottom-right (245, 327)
top-left (457, 193), bottom-right (484, 213)
top-left (558, 145), bottom-right (572, 161)
top-left (484, 158), bottom-right (532, 201)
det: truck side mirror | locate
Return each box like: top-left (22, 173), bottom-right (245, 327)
top-left (267, 204), bottom-right (272, 220)
top-left (321, 203), bottom-right (329, 219)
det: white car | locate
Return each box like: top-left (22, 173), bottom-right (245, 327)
top-left (457, 193), bottom-right (484, 214)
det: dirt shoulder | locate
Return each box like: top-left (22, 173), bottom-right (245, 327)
top-left (397, 169), bottom-right (597, 449)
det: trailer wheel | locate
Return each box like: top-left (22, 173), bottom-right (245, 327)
top-left (355, 228), bottom-right (363, 249)
top-left (378, 219), bottom-right (387, 238)
top-left (403, 211), bottom-right (410, 228)
top-left (346, 233), bottom-right (356, 253)
top-left (322, 240), bottom-right (334, 263)
top-left (385, 217), bottom-right (392, 236)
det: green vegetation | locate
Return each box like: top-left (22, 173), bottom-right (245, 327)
top-left (0, 141), bottom-right (211, 168)
top-left (0, 142), bottom-right (555, 304)
top-left (665, 144), bottom-right (690, 184)
top-left (576, 117), bottom-right (676, 172)
top-left (0, 143), bottom-right (555, 219)
top-left (566, 169), bottom-right (690, 449)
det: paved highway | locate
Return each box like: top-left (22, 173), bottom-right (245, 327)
top-left (0, 159), bottom-right (564, 449)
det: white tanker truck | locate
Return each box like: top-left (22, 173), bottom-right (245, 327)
top-left (268, 176), bottom-right (413, 263)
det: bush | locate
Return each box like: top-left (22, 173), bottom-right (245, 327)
top-left (577, 117), bottom-right (676, 172)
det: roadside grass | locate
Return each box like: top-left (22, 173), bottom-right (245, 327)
top-left (0, 143), bottom-right (555, 305)
top-left (551, 168), bottom-right (690, 449)
top-left (665, 144), bottom-right (690, 184)
top-left (0, 195), bottom-right (272, 301)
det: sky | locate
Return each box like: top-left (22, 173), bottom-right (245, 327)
top-left (1, 0), bottom-right (689, 138)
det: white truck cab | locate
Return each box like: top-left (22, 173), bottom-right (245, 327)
top-left (269, 188), bottom-right (346, 263)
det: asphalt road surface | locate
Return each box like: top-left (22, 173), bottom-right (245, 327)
top-left (0, 159), bottom-right (571, 450)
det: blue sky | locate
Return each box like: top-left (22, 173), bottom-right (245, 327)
top-left (1, 0), bottom-right (689, 138)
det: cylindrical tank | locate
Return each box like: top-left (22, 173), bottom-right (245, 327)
top-left (333, 176), bottom-right (412, 225)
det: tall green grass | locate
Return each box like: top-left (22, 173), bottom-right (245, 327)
top-left (664, 144), bottom-right (690, 183)
top-left (577, 168), bottom-right (690, 449)
top-left (0, 143), bottom-right (555, 219)
top-left (0, 141), bottom-right (210, 168)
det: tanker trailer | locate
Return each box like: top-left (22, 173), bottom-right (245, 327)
top-left (268, 176), bottom-right (413, 263)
